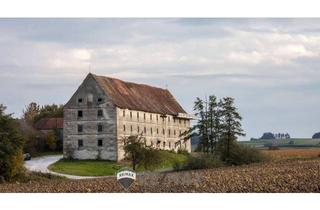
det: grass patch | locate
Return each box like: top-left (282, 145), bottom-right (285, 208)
top-left (136, 150), bottom-right (188, 172)
top-left (49, 150), bottom-right (189, 176)
top-left (49, 159), bottom-right (124, 176)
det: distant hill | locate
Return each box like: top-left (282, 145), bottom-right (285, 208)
top-left (259, 132), bottom-right (290, 140)
top-left (240, 138), bottom-right (320, 149)
top-left (312, 132), bottom-right (320, 139)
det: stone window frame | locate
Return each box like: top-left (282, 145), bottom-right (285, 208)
top-left (97, 139), bottom-right (103, 147)
top-left (77, 124), bottom-right (83, 133)
top-left (97, 109), bottom-right (103, 117)
top-left (78, 139), bottom-right (83, 148)
top-left (98, 124), bottom-right (103, 132)
top-left (78, 110), bottom-right (83, 118)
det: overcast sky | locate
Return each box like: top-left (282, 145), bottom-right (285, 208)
top-left (1, 18), bottom-right (320, 140)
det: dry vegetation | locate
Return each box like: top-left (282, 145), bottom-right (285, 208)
top-left (263, 148), bottom-right (320, 160)
top-left (0, 148), bottom-right (319, 192)
top-left (0, 158), bottom-right (319, 193)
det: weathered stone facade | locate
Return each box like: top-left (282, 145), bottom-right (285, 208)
top-left (116, 108), bottom-right (191, 159)
top-left (64, 73), bottom-right (191, 161)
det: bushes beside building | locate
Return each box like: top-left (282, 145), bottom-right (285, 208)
top-left (0, 104), bottom-right (24, 181)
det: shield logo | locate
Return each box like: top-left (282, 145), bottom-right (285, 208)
top-left (116, 168), bottom-right (136, 190)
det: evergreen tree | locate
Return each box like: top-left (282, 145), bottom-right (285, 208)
top-left (186, 95), bottom-right (221, 154)
top-left (193, 97), bottom-right (209, 152)
top-left (218, 97), bottom-right (245, 160)
top-left (208, 95), bottom-right (221, 153)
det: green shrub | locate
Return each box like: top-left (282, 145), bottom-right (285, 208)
top-left (140, 148), bottom-right (163, 171)
top-left (140, 150), bottom-right (188, 171)
top-left (0, 104), bottom-right (25, 181)
top-left (175, 154), bottom-right (224, 170)
top-left (177, 148), bottom-right (189, 156)
top-left (224, 144), bottom-right (268, 165)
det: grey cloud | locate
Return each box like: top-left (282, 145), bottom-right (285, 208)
top-left (1, 18), bottom-right (320, 140)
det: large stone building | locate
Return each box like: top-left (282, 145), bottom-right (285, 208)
top-left (63, 73), bottom-right (192, 161)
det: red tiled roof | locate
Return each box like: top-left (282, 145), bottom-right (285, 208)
top-left (33, 117), bottom-right (63, 130)
top-left (92, 74), bottom-right (186, 115)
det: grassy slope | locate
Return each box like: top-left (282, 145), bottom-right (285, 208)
top-left (136, 150), bottom-right (187, 172)
top-left (49, 160), bottom-right (124, 176)
top-left (49, 151), bottom-right (188, 176)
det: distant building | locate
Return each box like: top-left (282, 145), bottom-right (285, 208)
top-left (34, 117), bottom-right (63, 139)
top-left (33, 117), bottom-right (64, 150)
top-left (34, 117), bottom-right (63, 131)
top-left (63, 73), bottom-right (192, 161)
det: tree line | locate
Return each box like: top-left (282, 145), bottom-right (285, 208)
top-left (183, 95), bottom-right (245, 160)
top-left (23, 102), bottom-right (63, 124)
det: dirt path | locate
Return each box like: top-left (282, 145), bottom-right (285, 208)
top-left (24, 155), bottom-right (102, 179)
